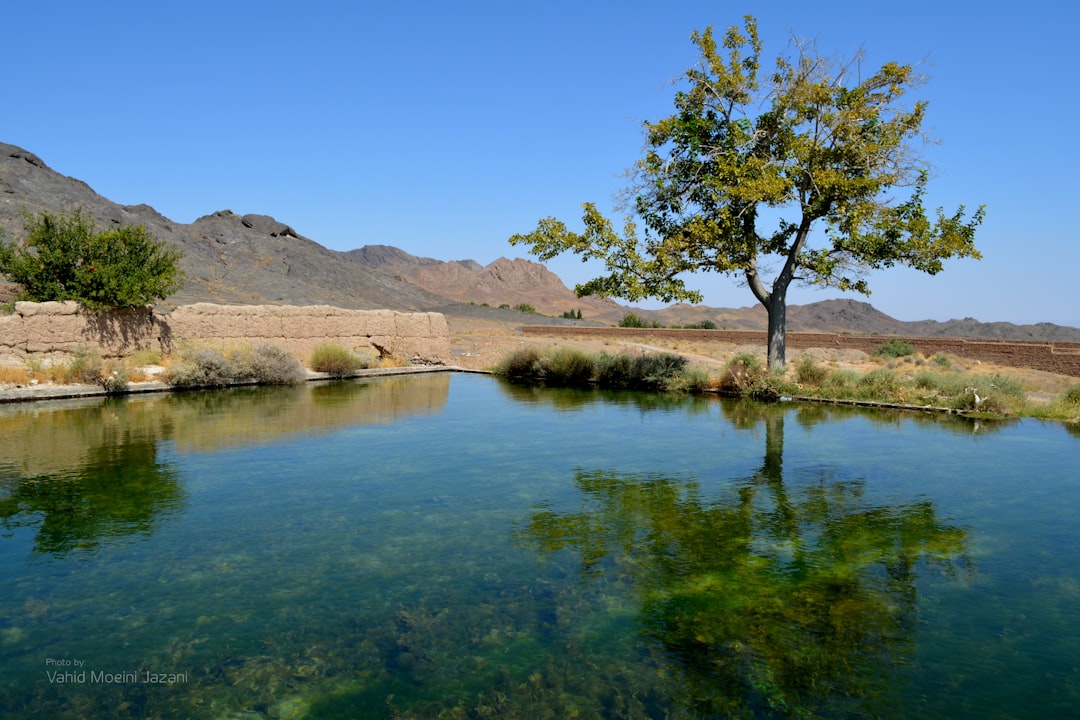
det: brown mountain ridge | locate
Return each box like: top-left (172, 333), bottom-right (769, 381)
top-left (3, 141), bottom-right (1079, 343)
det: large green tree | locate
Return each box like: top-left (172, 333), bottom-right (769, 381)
top-left (0, 208), bottom-right (183, 309)
top-left (511, 16), bottom-right (984, 369)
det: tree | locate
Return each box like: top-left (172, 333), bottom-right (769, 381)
top-left (510, 15), bottom-right (984, 369)
top-left (0, 208), bottom-right (184, 309)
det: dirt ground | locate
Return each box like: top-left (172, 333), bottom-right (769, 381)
top-left (446, 316), bottom-right (1080, 402)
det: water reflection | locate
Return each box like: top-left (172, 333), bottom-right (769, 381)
top-left (0, 376), bottom-right (451, 560)
top-left (521, 404), bottom-right (973, 718)
top-left (0, 417), bottom-right (183, 558)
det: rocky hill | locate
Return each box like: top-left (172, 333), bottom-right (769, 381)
top-left (3, 141), bottom-right (1080, 342)
top-left (341, 245), bottom-right (625, 320)
top-left (0, 143), bottom-right (447, 311)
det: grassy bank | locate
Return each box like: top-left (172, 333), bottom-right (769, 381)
top-left (493, 346), bottom-right (1080, 424)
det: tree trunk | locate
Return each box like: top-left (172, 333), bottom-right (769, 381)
top-left (765, 294), bottom-right (787, 371)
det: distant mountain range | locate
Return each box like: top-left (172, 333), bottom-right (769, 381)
top-left (3, 141), bottom-right (1079, 343)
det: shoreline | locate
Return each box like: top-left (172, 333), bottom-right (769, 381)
top-left (0, 365), bottom-right (489, 405)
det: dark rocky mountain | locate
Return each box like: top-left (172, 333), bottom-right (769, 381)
top-left (0, 143), bottom-right (447, 311)
top-left (3, 141), bottom-right (1079, 342)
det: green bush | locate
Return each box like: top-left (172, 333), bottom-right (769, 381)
top-left (628, 353), bottom-right (689, 390)
top-left (513, 303), bottom-right (538, 314)
top-left (595, 354), bottom-right (636, 389)
top-left (874, 339), bottom-right (917, 358)
top-left (495, 347), bottom-right (691, 392)
top-left (794, 356), bottom-right (828, 387)
top-left (618, 312), bottom-right (661, 328)
top-left (1065, 384), bottom-right (1080, 404)
top-left (494, 348), bottom-right (545, 384)
top-left (857, 368), bottom-right (905, 401)
top-left (748, 371), bottom-right (795, 402)
top-left (931, 352), bottom-right (952, 368)
top-left (681, 319), bottom-right (718, 330)
top-left (948, 375), bottom-right (1027, 415)
top-left (0, 209), bottom-right (184, 308)
top-left (543, 348), bottom-right (595, 387)
top-left (309, 343), bottom-right (366, 376)
top-left (230, 344), bottom-right (306, 384)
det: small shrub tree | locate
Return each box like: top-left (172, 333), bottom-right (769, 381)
top-left (230, 344), bottom-right (306, 384)
top-left (310, 343), bottom-right (366, 376)
top-left (718, 354), bottom-right (766, 394)
top-left (874, 339), bottom-right (917, 358)
top-left (1065, 384), bottom-right (1080, 405)
top-left (619, 312), bottom-right (661, 328)
top-left (0, 209), bottom-right (184, 308)
top-left (162, 347), bottom-right (233, 388)
top-left (794, 355), bottom-right (828, 387)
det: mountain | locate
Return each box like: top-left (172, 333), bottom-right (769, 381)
top-left (3, 141), bottom-right (1080, 343)
top-left (0, 143), bottom-right (447, 311)
top-left (341, 245), bottom-right (625, 319)
top-left (645, 299), bottom-right (1080, 342)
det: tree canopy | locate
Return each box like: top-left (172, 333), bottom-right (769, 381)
top-left (510, 15), bottom-right (984, 368)
top-left (0, 208), bottom-right (184, 309)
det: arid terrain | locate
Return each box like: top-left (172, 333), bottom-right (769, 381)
top-left (445, 314), bottom-right (1079, 402)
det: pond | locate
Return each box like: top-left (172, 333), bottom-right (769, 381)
top-left (1, 373), bottom-right (1078, 719)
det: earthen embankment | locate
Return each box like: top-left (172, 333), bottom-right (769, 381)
top-left (521, 326), bottom-right (1080, 377)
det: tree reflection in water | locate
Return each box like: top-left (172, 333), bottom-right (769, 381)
top-left (0, 431), bottom-right (183, 559)
top-left (522, 404), bottom-right (973, 718)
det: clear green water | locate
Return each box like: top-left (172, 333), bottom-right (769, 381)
top-left (1, 373), bottom-right (1078, 719)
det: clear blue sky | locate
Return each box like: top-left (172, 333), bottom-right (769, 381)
top-left (5, 1), bottom-right (1077, 327)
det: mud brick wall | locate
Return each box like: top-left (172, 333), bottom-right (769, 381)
top-left (521, 326), bottom-right (1080, 377)
top-left (0, 302), bottom-right (450, 365)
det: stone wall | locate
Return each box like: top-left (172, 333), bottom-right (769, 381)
top-left (522, 325), bottom-right (1080, 377)
top-left (0, 302), bottom-right (450, 365)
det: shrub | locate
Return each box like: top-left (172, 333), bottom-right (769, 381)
top-left (230, 344), bottom-right (306, 384)
top-left (668, 365), bottom-right (711, 393)
top-left (718, 353), bottom-right (765, 394)
top-left (682, 320), bottom-right (718, 330)
top-left (0, 364), bottom-right (30, 384)
top-left (310, 343), bottom-right (366, 376)
top-left (823, 369), bottom-right (860, 397)
top-left (948, 375), bottom-right (1027, 415)
top-left (931, 353), bottom-right (952, 368)
top-left (543, 348), bottom-right (595, 387)
top-left (59, 346), bottom-right (105, 385)
top-left (0, 209), bottom-right (184, 308)
top-left (874, 339), bottom-right (917, 358)
top-left (794, 355), bottom-right (828, 387)
top-left (513, 303), bottom-right (538, 314)
top-left (494, 348), bottom-right (545, 384)
top-left (857, 368), bottom-right (905, 401)
top-left (162, 347), bottom-right (233, 388)
top-left (595, 353), bottom-right (635, 388)
top-left (1065, 384), bottom-right (1080, 405)
top-left (495, 347), bottom-right (691, 392)
top-left (748, 371), bottom-right (795, 402)
top-left (629, 352), bottom-right (689, 390)
top-left (619, 312), bottom-right (661, 328)
top-left (98, 362), bottom-right (129, 394)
